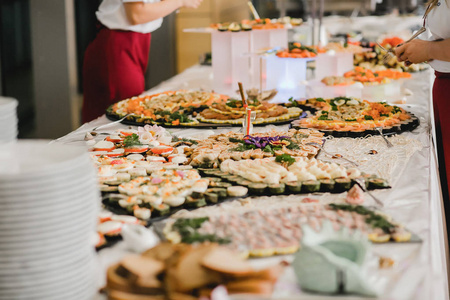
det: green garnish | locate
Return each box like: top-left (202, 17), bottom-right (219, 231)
top-left (318, 115), bottom-right (330, 120)
top-left (391, 106), bottom-right (402, 114)
top-left (364, 115), bottom-right (374, 120)
top-left (275, 154), bottom-right (296, 165)
top-left (172, 218), bottom-right (230, 244)
top-left (288, 97), bottom-right (300, 107)
top-left (154, 110), bottom-right (193, 123)
top-left (328, 204), bottom-right (396, 234)
top-left (172, 136), bottom-right (198, 145)
top-left (123, 134), bottom-right (142, 147)
top-left (225, 98), bottom-right (241, 108)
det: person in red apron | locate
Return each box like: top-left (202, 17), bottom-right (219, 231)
top-left (82, 0), bottom-right (202, 123)
top-left (395, 0), bottom-right (450, 202)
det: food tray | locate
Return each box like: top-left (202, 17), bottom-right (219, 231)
top-left (101, 192), bottom-right (249, 227)
top-left (151, 218), bottom-right (422, 246)
top-left (197, 168), bottom-right (391, 197)
top-left (290, 105), bottom-right (420, 138)
top-left (106, 110), bottom-right (305, 128)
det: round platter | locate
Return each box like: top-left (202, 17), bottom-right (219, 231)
top-left (106, 110), bottom-right (306, 128)
top-left (289, 101), bottom-right (420, 138)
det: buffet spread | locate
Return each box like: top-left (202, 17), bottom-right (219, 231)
top-left (49, 15), bottom-right (448, 300)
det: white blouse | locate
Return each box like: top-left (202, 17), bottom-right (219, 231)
top-left (96, 0), bottom-right (162, 34)
top-left (427, 1), bottom-right (450, 72)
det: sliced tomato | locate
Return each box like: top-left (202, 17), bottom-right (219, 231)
top-left (124, 146), bottom-right (149, 155)
top-left (151, 146), bottom-right (174, 155)
top-left (119, 130), bottom-right (136, 136)
top-left (106, 136), bottom-right (123, 143)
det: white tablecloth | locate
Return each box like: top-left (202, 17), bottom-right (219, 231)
top-left (58, 64), bottom-right (449, 299)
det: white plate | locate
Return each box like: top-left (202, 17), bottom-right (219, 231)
top-left (0, 273), bottom-right (95, 300)
top-left (0, 191), bottom-right (98, 222)
top-left (0, 118), bottom-right (18, 126)
top-left (0, 181), bottom-right (98, 203)
top-left (0, 180), bottom-right (100, 206)
top-left (0, 161), bottom-right (95, 190)
top-left (0, 186), bottom-right (99, 215)
top-left (0, 248), bottom-right (94, 276)
top-left (0, 226), bottom-right (93, 258)
top-left (0, 141), bottom-right (92, 182)
top-left (0, 232), bottom-right (93, 263)
top-left (0, 97), bottom-right (18, 111)
top-left (0, 256), bottom-right (93, 291)
top-left (0, 206), bottom-right (95, 238)
top-left (0, 212), bottom-right (94, 249)
top-left (0, 201), bottom-right (96, 232)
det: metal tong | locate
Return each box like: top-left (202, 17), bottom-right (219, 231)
top-left (306, 142), bottom-right (359, 167)
top-left (377, 26), bottom-right (427, 64)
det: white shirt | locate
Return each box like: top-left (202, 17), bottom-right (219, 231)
top-left (427, 1), bottom-right (450, 72)
top-left (96, 0), bottom-right (162, 34)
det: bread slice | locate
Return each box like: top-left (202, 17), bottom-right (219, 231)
top-left (201, 247), bottom-right (253, 275)
top-left (166, 243), bottom-right (222, 292)
top-left (107, 264), bottom-right (163, 295)
top-left (108, 289), bottom-right (164, 300)
top-left (142, 243), bottom-right (179, 262)
top-left (120, 254), bottom-right (165, 284)
top-left (226, 279), bottom-right (274, 295)
top-left (225, 263), bottom-right (285, 283)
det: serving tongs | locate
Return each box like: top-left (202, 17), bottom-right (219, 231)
top-left (377, 26), bottom-right (427, 64)
top-left (375, 127), bottom-right (394, 148)
top-left (84, 114), bottom-right (132, 140)
top-left (354, 178), bottom-right (384, 208)
top-left (306, 142), bottom-right (359, 167)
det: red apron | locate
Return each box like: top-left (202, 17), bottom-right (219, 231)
top-left (82, 26), bottom-right (151, 123)
top-left (433, 71), bottom-right (450, 202)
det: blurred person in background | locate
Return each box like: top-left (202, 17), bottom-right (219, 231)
top-left (82, 0), bottom-right (202, 123)
top-left (395, 0), bottom-right (450, 202)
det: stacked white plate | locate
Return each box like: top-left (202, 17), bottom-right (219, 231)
top-left (0, 97), bottom-right (18, 143)
top-left (0, 140), bottom-right (100, 300)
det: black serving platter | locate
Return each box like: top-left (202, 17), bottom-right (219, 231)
top-left (288, 103), bottom-right (420, 138)
top-left (105, 110), bottom-right (302, 129)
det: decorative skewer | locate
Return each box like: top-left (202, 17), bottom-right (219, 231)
top-left (238, 82), bottom-right (248, 107)
top-left (247, 1), bottom-right (260, 20)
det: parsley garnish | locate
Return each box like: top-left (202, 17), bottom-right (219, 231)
top-left (123, 134), bottom-right (142, 147)
top-left (275, 154), bottom-right (296, 165)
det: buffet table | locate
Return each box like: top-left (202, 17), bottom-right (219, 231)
top-left (56, 63), bottom-right (449, 299)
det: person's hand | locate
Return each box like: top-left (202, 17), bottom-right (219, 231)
top-left (180, 0), bottom-right (203, 9)
top-left (394, 39), bottom-right (431, 64)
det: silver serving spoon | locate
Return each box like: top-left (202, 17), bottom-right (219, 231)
top-left (91, 114), bottom-right (132, 132)
top-left (354, 178), bottom-right (384, 208)
top-left (306, 142), bottom-right (359, 167)
top-left (375, 127), bottom-right (394, 148)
